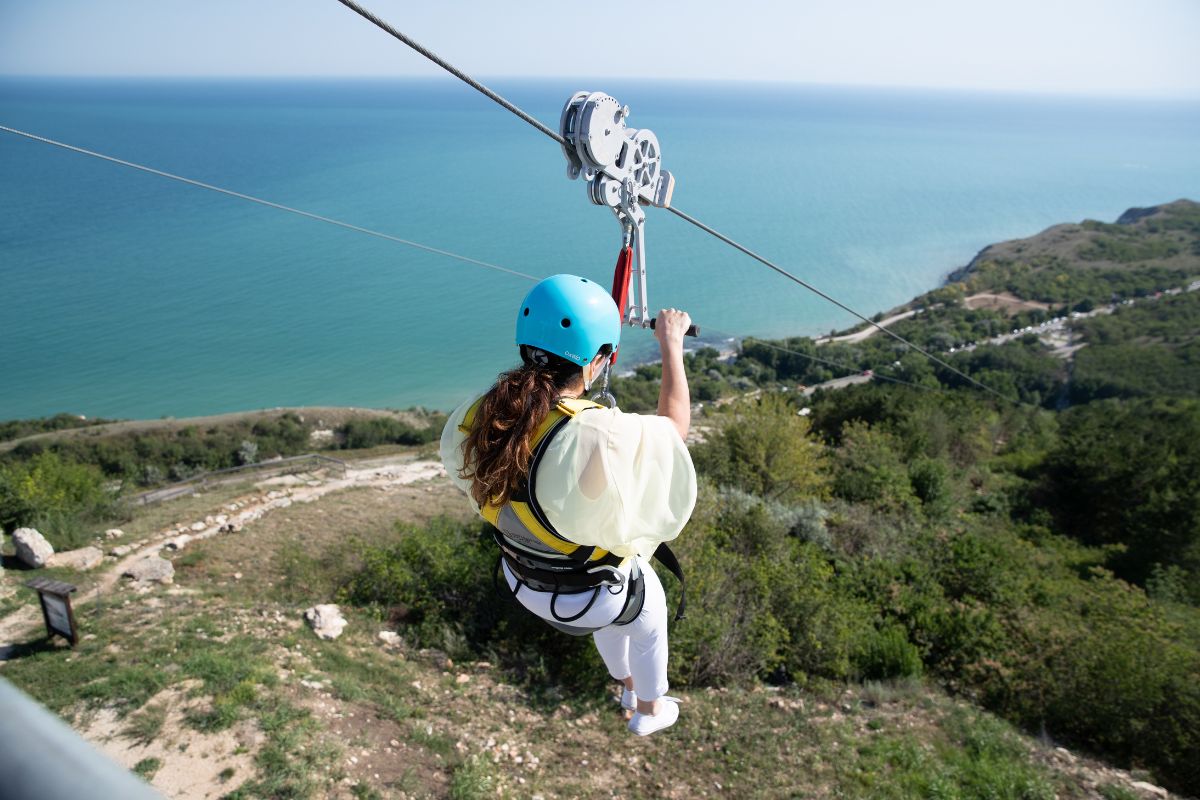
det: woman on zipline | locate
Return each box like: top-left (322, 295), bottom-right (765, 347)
top-left (440, 274), bottom-right (697, 735)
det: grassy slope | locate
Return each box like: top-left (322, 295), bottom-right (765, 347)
top-left (0, 457), bottom-right (1175, 800)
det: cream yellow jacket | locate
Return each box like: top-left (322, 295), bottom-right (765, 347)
top-left (440, 394), bottom-right (697, 560)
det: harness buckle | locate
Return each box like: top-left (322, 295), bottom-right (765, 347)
top-left (586, 564), bottom-right (625, 593)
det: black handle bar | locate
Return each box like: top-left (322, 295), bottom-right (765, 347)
top-left (648, 318), bottom-right (700, 337)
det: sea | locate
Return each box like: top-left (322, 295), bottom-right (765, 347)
top-left (2, 77), bottom-right (1198, 420)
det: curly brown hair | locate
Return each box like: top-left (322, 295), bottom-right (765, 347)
top-left (460, 346), bottom-right (586, 508)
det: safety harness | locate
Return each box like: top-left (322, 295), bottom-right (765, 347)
top-left (460, 396), bottom-right (686, 635)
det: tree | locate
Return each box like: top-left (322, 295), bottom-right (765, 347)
top-left (692, 393), bottom-right (828, 502)
top-left (1041, 398), bottom-right (1200, 600)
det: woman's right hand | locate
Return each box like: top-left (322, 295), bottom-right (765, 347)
top-left (654, 308), bottom-right (692, 352)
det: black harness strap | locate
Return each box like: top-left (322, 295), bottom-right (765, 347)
top-left (653, 543), bottom-right (687, 622)
top-left (482, 401), bottom-right (688, 628)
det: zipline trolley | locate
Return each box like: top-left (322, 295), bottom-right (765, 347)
top-left (559, 91), bottom-right (697, 355)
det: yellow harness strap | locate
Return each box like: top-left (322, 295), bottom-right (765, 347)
top-left (459, 395), bottom-right (610, 561)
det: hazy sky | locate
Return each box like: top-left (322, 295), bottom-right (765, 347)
top-left (2, 0), bottom-right (1198, 96)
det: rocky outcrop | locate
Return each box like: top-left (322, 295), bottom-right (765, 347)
top-left (12, 528), bottom-right (54, 568)
top-left (304, 604), bottom-right (347, 640)
top-left (48, 546), bottom-right (104, 571)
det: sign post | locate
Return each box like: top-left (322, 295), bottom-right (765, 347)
top-left (24, 577), bottom-right (79, 646)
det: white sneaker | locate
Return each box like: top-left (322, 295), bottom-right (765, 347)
top-left (627, 696), bottom-right (680, 736)
top-left (621, 688), bottom-right (637, 712)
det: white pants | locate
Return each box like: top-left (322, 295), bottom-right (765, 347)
top-left (503, 556), bottom-right (670, 702)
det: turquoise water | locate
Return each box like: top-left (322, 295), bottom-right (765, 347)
top-left (2, 78), bottom-right (1198, 419)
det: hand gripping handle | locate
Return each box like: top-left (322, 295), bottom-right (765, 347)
top-left (649, 318), bottom-right (700, 337)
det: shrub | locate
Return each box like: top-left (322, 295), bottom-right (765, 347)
top-left (692, 393), bottom-right (829, 503)
top-left (830, 421), bottom-right (919, 514)
top-left (0, 411), bottom-right (322, 488)
top-left (337, 417), bottom-right (443, 450)
top-left (1041, 398), bottom-right (1200, 600)
top-left (0, 413), bottom-right (119, 443)
top-left (665, 483), bottom-right (872, 685)
top-left (855, 622), bottom-right (923, 680)
top-left (0, 451), bottom-right (122, 548)
top-left (341, 517), bottom-right (602, 688)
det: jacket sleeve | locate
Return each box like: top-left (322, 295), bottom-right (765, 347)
top-left (533, 407), bottom-right (697, 560)
top-left (439, 394), bottom-right (482, 512)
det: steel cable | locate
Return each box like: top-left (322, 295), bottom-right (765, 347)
top-left (332, 0), bottom-right (566, 145)
top-left (331, 0), bottom-right (1012, 403)
top-left (2, 122), bottom-right (940, 398)
top-left (664, 207), bottom-right (1009, 401)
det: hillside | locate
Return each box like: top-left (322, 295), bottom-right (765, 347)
top-left (948, 199), bottom-right (1200, 304)
top-left (3, 202), bottom-right (1200, 800)
top-left (0, 447), bottom-right (1184, 800)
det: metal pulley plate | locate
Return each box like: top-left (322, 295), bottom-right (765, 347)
top-left (560, 89), bottom-right (688, 337)
top-left (579, 93), bottom-right (625, 170)
top-left (559, 90), bottom-right (672, 210)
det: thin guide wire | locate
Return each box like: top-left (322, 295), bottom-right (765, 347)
top-left (3, 122), bottom-right (941, 396)
top-left (0, 124), bottom-right (538, 282)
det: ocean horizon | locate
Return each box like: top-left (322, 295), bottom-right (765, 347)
top-left (2, 77), bottom-right (1198, 420)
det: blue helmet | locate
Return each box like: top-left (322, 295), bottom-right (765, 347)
top-left (516, 274), bottom-right (621, 366)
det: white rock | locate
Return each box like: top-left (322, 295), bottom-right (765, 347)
top-left (110, 544), bottom-right (133, 557)
top-left (304, 604), bottom-right (348, 640)
top-left (13, 528), bottom-right (54, 568)
top-left (190, 522), bottom-right (207, 532)
top-left (48, 546), bottom-right (103, 571)
top-left (378, 631), bottom-right (401, 646)
top-left (164, 534), bottom-right (192, 551)
top-left (1130, 782), bottom-right (1168, 798)
top-left (123, 555), bottom-right (175, 584)
top-left (105, 528), bottom-right (124, 539)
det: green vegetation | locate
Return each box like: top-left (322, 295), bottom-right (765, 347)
top-left (838, 707), bottom-right (1054, 799)
top-left (341, 216), bottom-right (1200, 790)
top-left (448, 756), bottom-right (494, 800)
top-left (0, 410), bottom-right (445, 493)
top-left (691, 393), bottom-right (828, 501)
top-left (1, 412), bottom-right (315, 488)
top-left (953, 200), bottom-right (1200, 308)
top-left (3, 199), bottom-right (1196, 797)
top-left (1037, 397), bottom-right (1200, 599)
top-left (1069, 290), bottom-right (1200, 403)
top-left (0, 413), bottom-right (119, 443)
top-left (336, 414), bottom-right (446, 450)
top-left (1, 608), bottom-right (333, 799)
top-left (132, 757), bottom-right (162, 780)
top-left (0, 450), bottom-right (124, 549)
top-left (346, 375), bottom-right (1200, 792)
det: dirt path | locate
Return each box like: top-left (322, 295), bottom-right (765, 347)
top-left (962, 292), bottom-right (1051, 313)
top-left (814, 308), bottom-right (921, 345)
top-left (0, 456), bottom-right (446, 654)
